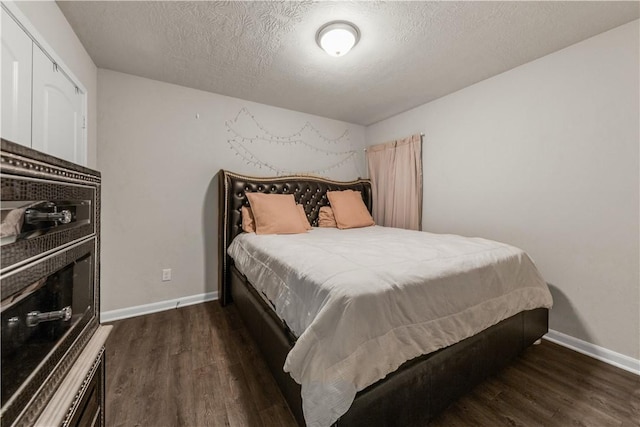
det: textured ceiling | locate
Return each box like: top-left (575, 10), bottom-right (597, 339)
top-left (57, 1), bottom-right (639, 125)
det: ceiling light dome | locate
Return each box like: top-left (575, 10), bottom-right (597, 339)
top-left (316, 21), bottom-right (360, 57)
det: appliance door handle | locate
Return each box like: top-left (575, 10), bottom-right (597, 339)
top-left (26, 306), bottom-right (72, 327)
top-left (25, 209), bottom-right (72, 224)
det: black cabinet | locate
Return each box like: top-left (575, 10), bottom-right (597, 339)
top-left (1, 138), bottom-right (109, 427)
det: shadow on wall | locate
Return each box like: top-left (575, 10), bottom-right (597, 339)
top-left (203, 172), bottom-right (219, 297)
top-left (545, 282), bottom-right (600, 400)
top-left (546, 282), bottom-right (593, 345)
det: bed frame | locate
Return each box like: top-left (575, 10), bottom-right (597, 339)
top-left (217, 169), bottom-right (548, 426)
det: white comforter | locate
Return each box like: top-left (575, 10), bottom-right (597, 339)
top-left (228, 226), bottom-right (552, 427)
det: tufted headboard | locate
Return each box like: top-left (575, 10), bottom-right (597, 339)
top-left (217, 169), bottom-right (372, 306)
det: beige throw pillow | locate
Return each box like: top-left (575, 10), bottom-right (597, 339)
top-left (243, 203), bottom-right (310, 232)
top-left (246, 193), bottom-right (308, 235)
top-left (297, 204), bottom-right (312, 230)
top-left (318, 206), bottom-right (337, 228)
top-left (241, 205), bottom-right (256, 233)
top-left (326, 190), bottom-right (375, 229)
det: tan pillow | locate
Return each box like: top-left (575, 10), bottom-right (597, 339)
top-left (326, 190), bottom-right (375, 229)
top-left (241, 206), bottom-right (255, 233)
top-left (246, 193), bottom-right (308, 235)
top-left (318, 206), bottom-right (337, 228)
top-left (296, 204), bottom-right (312, 230)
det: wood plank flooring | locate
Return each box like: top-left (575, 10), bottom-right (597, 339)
top-left (105, 302), bottom-right (639, 426)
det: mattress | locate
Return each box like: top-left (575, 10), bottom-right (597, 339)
top-left (228, 226), bottom-right (553, 427)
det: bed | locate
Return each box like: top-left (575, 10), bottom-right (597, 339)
top-left (217, 169), bottom-right (551, 427)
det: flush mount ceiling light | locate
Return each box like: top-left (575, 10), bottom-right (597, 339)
top-left (316, 21), bottom-right (360, 57)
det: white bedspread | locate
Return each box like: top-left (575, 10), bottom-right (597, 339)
top-left (228, 226), bottom-right (552, 427)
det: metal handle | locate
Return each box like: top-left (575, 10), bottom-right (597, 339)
top-left (25, 209), bottom-right (72, 225)
top-left (26, 306), bottom-right (72, 328)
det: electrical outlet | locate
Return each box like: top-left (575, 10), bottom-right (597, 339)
top-left (162, 268), bottom-right (172, 282)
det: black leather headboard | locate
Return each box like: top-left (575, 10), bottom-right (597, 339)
top-left (217, 169), bottom-right (372, 306)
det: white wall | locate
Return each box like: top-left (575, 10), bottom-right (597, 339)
top-left (98, 69), bottom-right (365, 314)
top-left (12, 0), bottom-right (98, 168)
top-left (366, 21), bottom-right (640, 359)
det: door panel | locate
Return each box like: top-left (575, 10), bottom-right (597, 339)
top-left (32, 46), bottom-right (83, 164)
top-left (1, 8), bottom-right (32, 147)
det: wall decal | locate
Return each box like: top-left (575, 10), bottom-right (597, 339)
top-left (226, 107), bottom-right (359, 176)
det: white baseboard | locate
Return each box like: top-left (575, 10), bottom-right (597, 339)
top-left (544, 329), bottom-right (640, 376)
top-left (100, 291), bottom-right (218, 323)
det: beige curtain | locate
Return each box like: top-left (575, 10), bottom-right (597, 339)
top-left (366, 134), bottom-right (422, 230)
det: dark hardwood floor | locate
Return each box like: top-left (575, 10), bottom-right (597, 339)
top-left (105, 302), bottom-right (639, 427)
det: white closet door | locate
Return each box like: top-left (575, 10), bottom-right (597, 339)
top-left (1, 8), bottom-right (32, 147)
top-left (32, 45), bottom-right (84, 164)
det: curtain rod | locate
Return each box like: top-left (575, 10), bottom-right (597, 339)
top-left (364, 133), bottom-right (424, 152)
